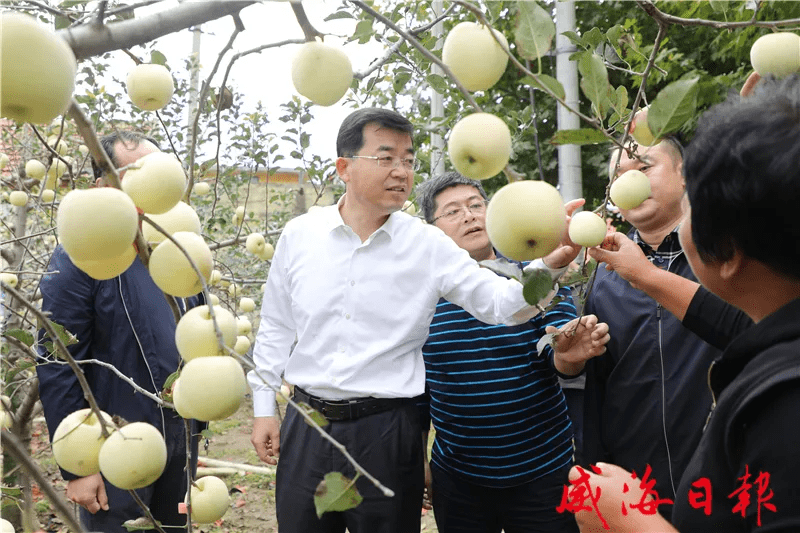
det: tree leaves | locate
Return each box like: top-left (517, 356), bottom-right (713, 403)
top-left (314, 472), bottom-right (363, 517)
top-left (578, 52), bottom-right (610, 119)
top-left (521, 74), bottom-right (566, 101)
top-left (521, 267), bottom-right (554, 306)
top-left (647, 77), bottom-right (700, 139)
top-left (515, 1), bottom-right (556, 61)
top-left (550, 128), bottom-right (610, 146)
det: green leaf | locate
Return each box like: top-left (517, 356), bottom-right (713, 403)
top-left (324, 11), bottom-right (355, 21)
top-left (54, 15), bottom-right (71, 30)
top-left (479, 258), bottom-right (523, 281)
top-left (514, 1), bottom-right (556, 60)
top-left (647, 77), bottom-right (700, 139)
top-left (354, 19), bottom-right (373, 45)
top-left (393, 71), bottom-right (412, 93)
top-left (614, 85), bottom-right (628, 112)
top-left (426, 73), bottom-right (448, 95)
top-left (298, 402), bottom-right (329, 428)
top-left (314, 472), bottom-right (363, 517)
top-left (150, 51), bottom-right (167, 67)
top-left (123, 517), bottom-right (159, 531)
top-left (49, 321), bottom-right (79, 351)
top-left (521, 74), bottom-right (566, 101)
top-left (549, 128), bottom-right (610, 146)
top-left (521, 268), bottom-right (553, 306)
top-left (200, 429), bottom-right (214, 439)
top-left (561, 31), bottom-right (587, 49)
top-left (578, 53), bottom-right (610, 119)
top-left (4, 329), bottom-right (34, 347)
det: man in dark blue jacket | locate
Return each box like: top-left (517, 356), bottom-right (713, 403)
top-left (36, 132), bottom-right (201, 532)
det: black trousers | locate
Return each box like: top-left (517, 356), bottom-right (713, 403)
top-left (431, 462), bottom-right (579, 533)
top-left (276, 401), bottom-right (424, 533)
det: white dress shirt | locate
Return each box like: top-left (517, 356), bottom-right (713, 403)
top-left (248, 202), bottom-right (560, 417)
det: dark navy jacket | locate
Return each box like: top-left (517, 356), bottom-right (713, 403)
top-left (36, 245), bottom-right (202, 480)
top-left (582, 237), bottom-right (722, 516)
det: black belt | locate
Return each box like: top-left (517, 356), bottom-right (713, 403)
top-left (293, 386), bottom-right (412, 422)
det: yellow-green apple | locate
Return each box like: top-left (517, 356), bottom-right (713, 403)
top-left (0, 273), bottom-right (17, 288)
top-left (46, 157), bottom-right (71, 185)
top-left (72, 245), bottom-right (137, 280)
top-left (126, 64), bottom-right (175, 111)
top-left (172, 356), bottom-right (246, 421)
top-left (1, 517), bottom-right (14, 533)
top-left (9, 191), bottom-right (28, 207)
top-left (142, 201), bottom-right (201, 245)
top-left (78, 144), bottom-right (89, 157)
top-left (227, 283), bottom-right (240, 299)
top-left (0, 154), bottom-right (9, 169)
top-left (237, 317), bottom-right (252, 336)
top-left (238, 297), bottom-right (256, 313)
top-left (46, 135), bottom-right (69, 156)
top-left (188, 475), bottom-right (230, 524)
top-left (209, 270), bottom-right (222, 286)
top-left (41, 189), bottom-right (56, 203)
top-left (233, 335), bottom-right (251, 356)
top-left (208, 294), bottom-right (220, 306)
top-left (485, 180), bottom-right (566, 261)
top-left (245, 233), bottom-right (266, 256)
top-left (291, 41), bottom-right (353, 106)
top-left (148, 232), bottom-right (213, 297)
top-left (175, 305), bottom-right (237, 361)
top-left (52, 408), bottom-right (114, 477)
top-left (610, 169), bottom-right (651, 210)
top-left (122, 151), bottom-right (186, 215)
top-left (750, 32), bottom-right (800, 78)
top-left (628, 107), bottom-right (656, 147)
top-left (442, 21), bottom-right (509, 92)
top-left (25, 160), bottom-right (46, 180)
top-left (193, 181), bottom-right (211, 196)
top-left (403, 200), bottom-right (417, 217)
top-left (568, 211), bottom-right (606, 248)
top-left (1, 193), bottom-right (8, 202)
top-left (57, 188), bottom-right (139, 262)
top-left (259, 243), bottom-right (275, 261)
top-left (448, 113), bottom-right (512, 181)
top-left (233, 206), bottom-right (245, 226)
top-left (0, 395), bottom-right (13, 429)
top-left (98, 422), bottom-right (167, 490)
top-left (0, 13), bottom-right (77, 124)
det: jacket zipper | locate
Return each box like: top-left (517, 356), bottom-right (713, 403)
top-left (704, 360), bottom-right (717, 431)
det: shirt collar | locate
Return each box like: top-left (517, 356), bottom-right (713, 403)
top-left (325, 193), bottom-right (404, 241)
top-left (632, 225), bottom-right (682, 256)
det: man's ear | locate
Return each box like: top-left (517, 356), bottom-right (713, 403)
top-left (335, 157), bottom-right (350, 184)
top-left (719, 248), bottom-right (744, 281)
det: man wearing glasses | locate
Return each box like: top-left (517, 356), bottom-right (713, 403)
top-left (248, 108), bottom-right (607, 533)
top-left (415, 172), bottom-right (608, 533)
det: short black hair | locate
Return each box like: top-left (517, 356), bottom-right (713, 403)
top-left (91, 131), bottom-right (160, 179)
top-left (336, 108), bottom-right (413, 157)
top-left (683, 74), bottom-right (800, 281)
top-left (415, 171), bottom-right (488, 223)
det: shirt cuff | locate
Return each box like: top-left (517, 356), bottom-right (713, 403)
top-left (525, 258), bottom-right (569, 282)
top-left (252, 389), bottom-right (277, 417)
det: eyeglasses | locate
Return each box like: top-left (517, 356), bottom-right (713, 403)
top-left (432, 200), bottom-right (489, 223)
top-left (348, 155), bottom-right (420, 172)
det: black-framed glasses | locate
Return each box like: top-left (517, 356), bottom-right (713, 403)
top-left (348, 155), bottom-right (420, 172)
top-left (432, 200), bottom-right (489, 223)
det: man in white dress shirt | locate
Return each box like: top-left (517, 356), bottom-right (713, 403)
top-left (248, 108), bottom-right (585, 533)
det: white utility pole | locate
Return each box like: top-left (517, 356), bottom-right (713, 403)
top-left (429, 0), bottom-right (446, 178)
top-left (555, 0), bottom-right (583, 202)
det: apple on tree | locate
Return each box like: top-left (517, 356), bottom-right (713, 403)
top-left (239, 297), bottom-right (256, 313)
top-left (291, 41), bottom-right (353, 107)
top-left (193, 181), bottom-right (211, 196)
top-left (98, 421), bottom-right (167, 490)
top-left (0, 154), bottom-right (9, 170)
top-left (9, 191), bottom-right (28, 207)
top-left (126, 63), bottom-right (175, 111)
top-left (1, 395), bottom-right (14, 429)
top-left (122, 151), bottom-right (186, 215)
top-left (237, 316), bottom-right (252, 336)
top-left (148, 231), bottom-right (213, 297)
top-left (175, 305), bottom-right (238, 361)
top-left (208, 293), bottom-right (220, 306)
top-left (442, 21), bottom-right (509, 92)
top-left (750, 32), bottom-right (800, 78)
top-left (188, 475), bottom-right (231, 524)
top-left (448, 113), bottom-right (512, 181)
top-left (25, 160), bottom-right (47, 180)
top-left (245, 233), bottom-right (266, 256)
top-left (0, 273), bottom-right (18, 289)
top-left (233, 206), bottom-right (246, 226)
top-left (57, 188), bottom-right (139, 262)
top-left (233, 335), bottom-right (251, 355)
top-left (142, 201), bottom-right (202, 245)
top-left (172, 356), bottom-right (247, 421)
top-left (628, 106), bottom-right (656, 147)
top-left (72, 245), bottom-right (137, 281)
top-left (259, 243), bottom-right (275, 261)
top-left (209, 269), bottom-right (223, 286)
top-left (568, 211), bottom-right (607, 248)
top-left (46, 135), bottom-right (69, 156)
top-left (485, 180), bottom-right (566, 261)
top-left (610, 169), bottom-right (651, 210)
top-left (402, 200), bottom-right (417, 217)
top-left (51, 408), bottom-right (114, 477)
top-left (1, 517), bottom-right (14, 533)
top-left (41, 189), bottom-right (56, 203)
top-left (1, 13), bottom-right (77, 124)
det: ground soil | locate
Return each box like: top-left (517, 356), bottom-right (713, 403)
top-left (28, 392), bottom-right (439, 532)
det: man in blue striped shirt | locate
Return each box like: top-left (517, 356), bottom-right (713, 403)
top-left (415, 173), bottom-right (610, 533)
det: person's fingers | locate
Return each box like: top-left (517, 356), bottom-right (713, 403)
top-left (97, 482), bottom-right (109, 511)
top-left (564, 198), bottom-right (585, 217)
top-left (740, 71), bottom-right (761, 97)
